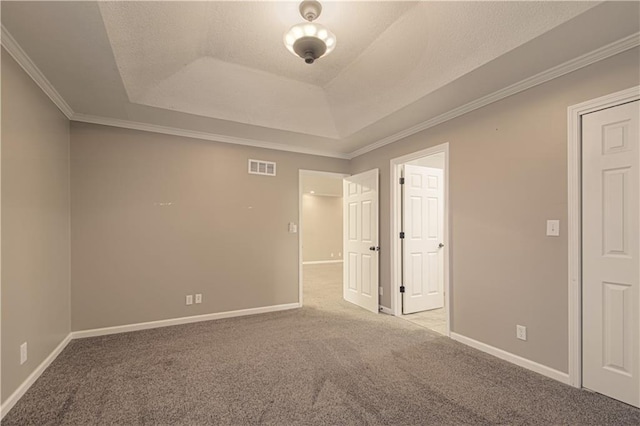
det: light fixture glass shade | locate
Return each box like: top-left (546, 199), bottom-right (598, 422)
top-left (283, 22), bottom-right (336, 60)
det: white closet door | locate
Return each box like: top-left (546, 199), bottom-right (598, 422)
top-left (582, 100), bottom-right (639, 407)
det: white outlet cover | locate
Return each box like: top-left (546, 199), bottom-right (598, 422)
top-left (546, 220), bottom-right (560, 236)
top-left (186, 295), bottom-right (193, 305)
top-left (195, 294), bottom-right (202, 304)
top-left (20, 342), bottom-right (28, 365)
top-left (516, 325), bottom-right (527, 341)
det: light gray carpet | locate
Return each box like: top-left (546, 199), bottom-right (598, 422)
top-left (3, 263), bottom-right (639, 425)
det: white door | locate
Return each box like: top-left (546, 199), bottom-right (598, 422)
top-left (343, 169), bottom-right (379, 314)
top-left (403, 165), bottom-right (444, 314)
top-left (582, 100), bottom-right (639, 407)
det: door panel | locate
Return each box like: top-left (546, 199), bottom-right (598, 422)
top-left (343, 169), bottom-right (379, 314)
top-left (582, 100), bottom-right (639, 407)
top-left (403, 164), bottom-right (444, 314)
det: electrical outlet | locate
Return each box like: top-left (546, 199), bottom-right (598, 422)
top-left (379, 286), bottom-right (383, 296)
top-left (338, 252), bottom-right (341, 257)
top-left (195, 294), bottom-right (202, 304)
top-left (516, 325), bottom-right (527, 341)
top-left (20, 342), bottom-right (27, 365)
top-left (186, 295), bottom-right (193, 305)
top-left (331, 253), bottom-right (334, 257)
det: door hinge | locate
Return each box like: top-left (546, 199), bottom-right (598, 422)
top-left (400, 286), bottom-right (405, 293)
top-left (399, 177), bottom-right (405, 185)
top-left (399, 232), bottom-right (405, 239)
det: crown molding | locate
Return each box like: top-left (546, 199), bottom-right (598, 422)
top-left (3, 22), bottom-right (637, 162)
top-left (71, 114), bottom-right (350, 159)
top-left (348, 32), bottom-right (640, 159)
top-left (1, 25), bottom-right (74, 119)
top-left (1, 25), bottom-right (348, 159)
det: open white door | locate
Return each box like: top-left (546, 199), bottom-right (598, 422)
top-left (343, 169), bottom-right (379, 314)
top-left (582, 100), bottom-right (639, 407)
top-left (402, 164), bottom-right (444, 314)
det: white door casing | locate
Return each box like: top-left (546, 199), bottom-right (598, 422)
top-left (582, 100), bottom-right (639, 407)
top-left (402, 165), bottom-right (445, 314)
top-left (343, 169), bottom-right (379, 314)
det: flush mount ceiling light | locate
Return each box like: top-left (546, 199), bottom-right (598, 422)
top-left (284, 0), bottom-right (336, 64)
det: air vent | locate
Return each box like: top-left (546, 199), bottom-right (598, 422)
top-left (248, 159), bottom-right (276, 176)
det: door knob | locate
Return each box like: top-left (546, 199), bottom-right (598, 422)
top-left (438, 243), bottom-right (445, 248)
top-left (369, 246), bottom-right (380, 251)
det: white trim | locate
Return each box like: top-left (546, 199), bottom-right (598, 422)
top-left (302, 260), bottom-right (343, 265)
top-left (298, 170), bottom-right (350, 308)
top-left (349, 32), bottom-right (640, 159)
top-left (0, 25), bottom-right (73, 119)
top-left (451, 332), bottom-right (571, 385)
top-left (0, 333), bottom-right (73, 420)
top-left (72, 303), bottom-right (300, 339)
top-left (72, 114), bottom-right (349, 159)
top-left (379, 306), bottom-right (394, 315)
top-left (390, 144), bottom-right (451, 338)
top-left (566, 86), bottom-right (640, 389)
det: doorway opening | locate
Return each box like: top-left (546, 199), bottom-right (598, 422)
top-left (298, 170), bottom-right (348, 308)
top-left (390, 143), bottom-right (450, 336)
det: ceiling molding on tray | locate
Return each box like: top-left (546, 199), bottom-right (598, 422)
top-left (71, 114), bottom-right (350, 159)
top-left (348, 32), bottom-right (640, 159)
top-left (1, 25), bottom-right (74, 119)
top-left (3, 23), bottom-right (637, 162)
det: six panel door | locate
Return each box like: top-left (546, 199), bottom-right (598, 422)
top-left (403, 164), bottom-right (445, 314)
top-left (582, 100), bottom-right (639, 407)
top-left (343, 169), bottom-right (379, 314)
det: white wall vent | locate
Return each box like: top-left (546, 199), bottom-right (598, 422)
top-left (248, 159), bottom-right (276, 176)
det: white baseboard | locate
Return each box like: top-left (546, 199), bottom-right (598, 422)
top-left (379, 306), bottom-right (394, 315)
top-left (450, 332), bottom-right (570, 385)
top-left (72, 303), bottom-right (301, 339)
top-left (1, 333), bottom-right (73, 420)
top-left (302, 260), bottom-right (343, 265)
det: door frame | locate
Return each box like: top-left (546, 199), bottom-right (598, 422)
top-left (390, 143), bottom-right (450, 335)
top-left (567, 85), bottom-right (640, 389)
top-left (298, 169), bottom-right (350, 307)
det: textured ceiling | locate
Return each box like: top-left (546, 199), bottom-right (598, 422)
top-left (99, 1), bottom-right (417, 88)
top-left (98, 1), bottom-right (596, 138)
top-left (2, 1), bottom-right (639, 156)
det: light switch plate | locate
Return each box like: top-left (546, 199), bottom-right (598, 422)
top-left (546, 220), bottom-right (560, 236)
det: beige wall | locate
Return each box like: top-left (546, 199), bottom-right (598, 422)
top-left (350, 48), bottom-right (640, 373)
top-left (302, 194), bottom-right (342, 262)
top-left (70, 122), bottom-right (349, 331)
top-left (1, 49), bottom-right (71, 403)
top-left (407, 152), bottom-right (445, 169)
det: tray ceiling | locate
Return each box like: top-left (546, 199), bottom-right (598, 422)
top-left (2, 1), bottom-right (639, 157)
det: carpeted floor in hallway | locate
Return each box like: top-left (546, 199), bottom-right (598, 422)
top-left (3, 263), bottom-right (639, 425)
